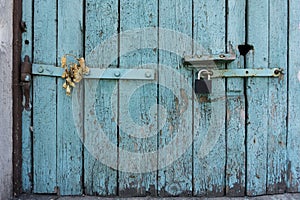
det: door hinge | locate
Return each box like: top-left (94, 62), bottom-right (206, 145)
top-left (21, 55), bottom-right (32, 111)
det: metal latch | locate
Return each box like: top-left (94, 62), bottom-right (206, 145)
top-left (184, 53), bottom-right (236, 67)
top-left (32, 64), bottom-right (155, 80)
top-left (21, 55), bottom-right (32, 111)
top-left (199, 68), bottom-right (284, 78)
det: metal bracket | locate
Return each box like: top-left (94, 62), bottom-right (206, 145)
top-left (32, 64), bottom-right (155, 80)
top-left (184, 53), bottom-right (236, 67)
top-left (21, 55), bottom-right (32, 111)
top-left (201, 68), bottom-right (284, 78)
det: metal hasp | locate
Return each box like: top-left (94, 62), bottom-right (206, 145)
top-left (32, 64), bottom-right (155, 80)
top-left (183, 53), bottom-right (236, 66)
top-left (202, 68), bottom-right (284, 78)
top-left (21, 55), bottom-right (32, 111)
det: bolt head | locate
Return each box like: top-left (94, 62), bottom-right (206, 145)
top-left (38, 66), bottom-right (44, 73)
top-left (114, 71), bottom-right (120, 77)
top-left (145, 71), bottom-right (152, 78)
top-left (25, 75), bottom-right (31, 81)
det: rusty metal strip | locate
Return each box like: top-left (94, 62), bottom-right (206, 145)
top-left (13, 0), bottom-right (23, 196)
top-left (209, 68), bottom-right (283, 78)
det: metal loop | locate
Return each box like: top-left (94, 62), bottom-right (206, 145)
top-left (197, 69), bottom-right (212, 80)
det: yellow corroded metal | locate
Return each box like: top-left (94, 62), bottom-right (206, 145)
top-left (60, 54), bottom-right (90, 96)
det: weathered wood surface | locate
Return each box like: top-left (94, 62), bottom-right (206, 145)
top-left (267, 0), bottom-right (288, 194)
top-left (246, 0), bottom-right (268, 196)
top-left (226, 0), bottom-right (246, 196)
top-left (158, 0), bottom-right (193, 196)
top-left (287, 0), bottom-right (300, 193)
top-left (0, 0), bottom-right (13, 199)
top-left (193, 0), bottom-right (226, 196)
top-left (57, 0), bottom-right (84, 195)
top-left (118, 0), bottom-right (158, 196)
top-left (84, 0), bottom-right (118, 196)
top-left (33, 0), bottom-right (57, 193)
top-left (22, 0), bottom-right (300, 197)
top-left (21, 0), bottom-right (33, 193)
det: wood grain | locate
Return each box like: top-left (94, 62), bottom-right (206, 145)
top-left (267, 0), bottom-right (288, 194)
top-left (158, 0), bottom-right (193, 196)
top-left (33, 0), bottom-right (57, 193)
top-left (57, 0), bottom-right (83, 195)
top-left (226, 0), bottom-right (246, 196)
top-left (118, 0), bottom-right (158, 196)
top-left (0, 0), bottom-right (13, 199)
top-left (84, 0), bottom-right (118, 195)
top-left (193, 0), bottom-right (226, 197)
top-left (246, 0), bottom-right (269, 196)
top-left (21, 0), bottom-right (33, 193)
top-left (287, 0), bottom-right (300, 193)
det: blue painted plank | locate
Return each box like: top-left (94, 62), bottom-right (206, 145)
top-left (118, 0), bottom-right (158, 196)
top-left (22, 0), bottom-right (33, 192)
top-left (226, 0), bottom-right (246, 196)
top-left (287, 0), bottom-right (300, 193)
top-left (57, 0), bottom-right (83, 195)
top-left (267, 0), bottom-right (288, 194)
top-left (193, 0), bottom-right (226, 197)
top-left (246, 0), bottom-right (269, 196)
top-left (84, 0), bottom-right (118, 195)
top-left (33, 0), bottom-right (57, 193)
top-left (158, 0), bottom-right (193, 196)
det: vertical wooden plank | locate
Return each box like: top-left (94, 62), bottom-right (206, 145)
top-left (246, 0), bottom-right (268, 196)
top-left (287, 0), bottom-right (300, 193)
top-left (33, 0), bottom-right (57, 193)
top-left (22, 0), bottom-right (33, 192)
top-left (84, 0), bottom-right (118, 195)
top-left (57, 0), bottom-right (83, 195)
top-left (118, 0), bottom-right (158, 196)
top-left (0, 0), bottom-right (13, 198)
top-left (267, 0), bottom-right (288, 194)
top-left (193, 0), bottom-right (226, 197)
top-left (226, 0), bottom-right (246, 196)
top-left (158, 0), bottom-right (193, 196)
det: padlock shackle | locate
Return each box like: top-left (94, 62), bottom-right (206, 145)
top-left (197, 69), bottom-right (211, 80)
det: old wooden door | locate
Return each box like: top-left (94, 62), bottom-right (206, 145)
top-left (21, 0), bottom-right (300, 197)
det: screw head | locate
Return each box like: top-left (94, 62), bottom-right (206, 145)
top-left (38, 66), bottom-right (44, 73)
top-left (114, 71), bottom-right (120, 77)
top-left (25, 75), bottom-right (31, 81)
top-left (145, 71), bottom-right (152, 78)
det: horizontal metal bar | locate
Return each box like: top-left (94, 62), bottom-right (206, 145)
top-left (32, 64), bottom-right (155, 80)
top-left (184, 53), bottom-right (236, 66)
top-left (206, 68), bottom-right (283, 78)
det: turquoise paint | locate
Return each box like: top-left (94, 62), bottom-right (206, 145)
top-left (193, 0), bottom-right (226, 196)
top-left (287, 0), bottom-right (300, 192)
top-left (57, 0), bottom-right (83, 195)
top-left (32, 0), bottom-right (57, 193)
top-left (118, 0), bottom-right (158, 196)
top-left (246, 0), bottom-right (269, 196)
top-left (84, 0), bottom-right (118, 195)
top-left (267, 0), bottom-right (288, 194)
top-left (22, 0), bottom-right (300, 197)
top-left (21, 0), bottom-right (33, 192)
top-left (158, 0), bottom-right (193, 196)
top-left (226, 0), bottom-right (246, 196)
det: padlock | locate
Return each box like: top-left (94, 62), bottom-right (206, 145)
top-left (195, 69), bottom-right (212, 94)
